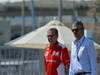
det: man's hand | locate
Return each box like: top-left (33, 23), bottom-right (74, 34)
top-left (65, 66), bottom-right (69, 75)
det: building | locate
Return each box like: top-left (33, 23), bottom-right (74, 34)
top-left (0, 0), bottom-right (98, 43)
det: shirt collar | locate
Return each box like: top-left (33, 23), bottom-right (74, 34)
top-left (74, 36), bottom-right (85, 45)
top-left (49, 41), bottom-right (58, 48)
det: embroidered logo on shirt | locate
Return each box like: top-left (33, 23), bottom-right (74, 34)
top-left (45, 52), bottom-right (49, 56)
top-left (55, 52), bottom-right (59, 56)
top-left (52, 51), bottom-right (56, 56)
top-left (52, 51), bottom-right (59, 56)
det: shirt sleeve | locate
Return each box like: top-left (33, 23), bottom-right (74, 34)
top-left (87, 41), bottom-right (97, 75)
top-left (61, 47), bottom-right (70, 67)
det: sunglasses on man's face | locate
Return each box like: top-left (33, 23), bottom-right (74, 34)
top-left (47, 34), bottom-right (56, 38)
top-left (72, 28), bottom-right (83, 32)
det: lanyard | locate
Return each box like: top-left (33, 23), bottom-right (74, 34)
top-left (76, 37), bottom-right (85, 61)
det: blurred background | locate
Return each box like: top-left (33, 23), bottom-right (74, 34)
top-left (0, 0), bottom-right (100, 75)
top-left (0, 0), bottom-right (100, 44)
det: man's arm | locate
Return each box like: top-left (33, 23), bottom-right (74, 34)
top-left (61, 47), bottom-right (70, 74)
top-left (87, 41), bottom-right (97, 75)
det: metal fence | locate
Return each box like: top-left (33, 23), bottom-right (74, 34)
top-left (0, 46), bottom-right (42, 75)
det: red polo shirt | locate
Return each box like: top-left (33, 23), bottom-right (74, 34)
top-left (44, 42), bottom-right (70, 75)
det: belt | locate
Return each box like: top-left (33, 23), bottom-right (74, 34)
top-left (75, 72), bottom-right (90, 75)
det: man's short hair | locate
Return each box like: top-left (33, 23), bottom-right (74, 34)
top-left (74, 21), bottom-right (84, 28)
top-left (48, 28), bottom-right (58, 36)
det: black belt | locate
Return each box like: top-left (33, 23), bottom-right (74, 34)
top-left (75, 72), bottom-right (90, 75)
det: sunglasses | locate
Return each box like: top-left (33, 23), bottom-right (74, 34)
top-left (47, 35), bottom-right (56, 37)
top-left (72, 28), bottom-right (83, 32)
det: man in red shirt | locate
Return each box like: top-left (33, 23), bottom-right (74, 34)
top-left (44, 28), bottom-right (70, 75)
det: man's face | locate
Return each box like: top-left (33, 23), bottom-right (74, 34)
top-left (72, 24), bottom-right (84, 40)
top-left (47, 30), bottom-right (58, 44)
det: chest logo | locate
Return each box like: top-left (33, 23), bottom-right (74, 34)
top-left (45, 52), bottom-right (49, 56)
top-left (52, 51), bottom-right (60, 56)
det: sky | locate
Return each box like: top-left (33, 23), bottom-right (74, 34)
top-left (0, 0), bottom-right (95, 3)
top-left (0, 0), bottom-right (21, 3)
